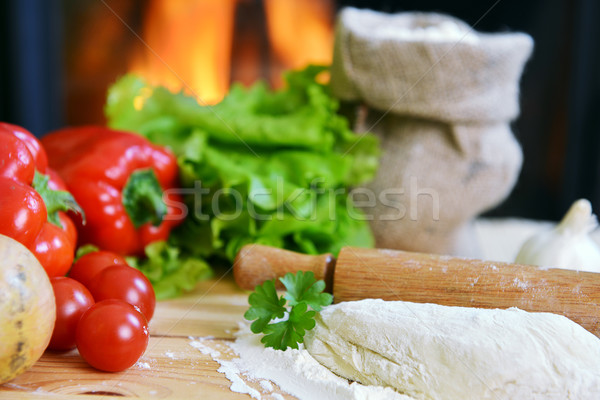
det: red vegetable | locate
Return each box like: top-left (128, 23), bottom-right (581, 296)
top-left (0, 122), bottom-right (48, 173)
top-left (69, 250), bottom-right (128, 288)
top-left (42, 126), bottom-right (182, 255)
top-left (0, 179), bottom-right (47, 248)
top-left (29, 222), bottom-right (75, 277)
top-left (0, 131), bottom-right (35, 184)
top-left (49, 277), bottom-right (94, 350)
top-left (0, 123), bottom-right (81, 277)
top-left (76, 299), bottom-right (149, 372)
top-left (88, 264), bottom-right (156, 321)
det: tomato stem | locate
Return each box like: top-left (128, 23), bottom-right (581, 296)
top-left (32, 171), bottom-right (84, 227)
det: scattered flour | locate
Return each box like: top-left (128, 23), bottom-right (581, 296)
top-left (512, 277), bottom-right (530, 290)
top-left (259, 380), bottom-right (274, 392)
top-left (189, 324), bottom-right (413, 400)
top-left (189, 339), bottom-right (221, 359)
top-left (134, 361), bottom-right (151, 370)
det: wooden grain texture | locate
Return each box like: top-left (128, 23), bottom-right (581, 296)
top-left (233, 244), bottom-right (600, 337)
top-left (334, 247), bottom-right (600, 336)
top-left (234, 244), bottom-right (335, 291)
top-left (0, 273), bottom-right (295, 400)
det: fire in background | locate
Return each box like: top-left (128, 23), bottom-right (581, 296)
top-left (65, 0), bottom-right (334, 125)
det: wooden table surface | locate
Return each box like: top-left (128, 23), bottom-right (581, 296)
top-left (1, 272), bottom-right (294, 399)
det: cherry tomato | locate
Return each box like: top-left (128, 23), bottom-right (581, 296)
top-left (28, 222), bottom-right (75, 277)
top-left (76, 299), bottom-right (149, 372)
top-left (46, 168), bottom-right (67, 191)
top-left (57, 212), bottom-right (77, 247)
top-left (49, 277), bottom-right (95, 350)
top-left (88, 264), bottom-right (155, 321)
top-left (69, 251), bottom-right (128, 288)
top-left (0, 131), bottom-right (35, 184)
top-left (0, 178), bottom-right (47, 248)
top-left (0, 122), bottom-right (48, 173)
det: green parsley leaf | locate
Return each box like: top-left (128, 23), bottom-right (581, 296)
top-left (261, 302), bottom-right (316, 350)
top-left (244, 271), bottom-right (333, 350)
top-left (244, 279), bottom-right (287, 334)
top-left (280, 271), bottom-right (333, 311)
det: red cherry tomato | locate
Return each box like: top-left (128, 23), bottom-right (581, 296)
top-left (69, 251), bottom-right (128, 288)
top-left (88, 264), bottom-right (155, 321)
top-left (28, 222), bottom-right (75, 277)
top-left (57, 212), bottom-right (77, 247)
top-left (46, 168), bottom-right (67, 191)
top-left (0, 178), bottom-right (47, 248)
top-left (49, 277), bottom-right (95, 350)
top-left (0, 131), bottom-right (35, 184)
top-left (76, 299), bottom-right (149, 372)
top-left (0, 122), bottom-right (48, 173)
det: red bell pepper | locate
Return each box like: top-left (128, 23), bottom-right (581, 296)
top-left (42, 126), bottom-right (183, 256)
top-left (0, 124), bottom-right (79, 277)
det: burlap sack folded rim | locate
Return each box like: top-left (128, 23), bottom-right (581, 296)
top-left (331, 8), bottom-right (534, 124)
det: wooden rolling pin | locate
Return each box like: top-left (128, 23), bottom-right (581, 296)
top-left (234, 244), bottom-right (600, 337)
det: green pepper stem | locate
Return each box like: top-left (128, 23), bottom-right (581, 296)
top-left (122, 168), bottom-right (168, 228)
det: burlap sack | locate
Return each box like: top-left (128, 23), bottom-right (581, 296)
top-left (332, 8), bottom-right (534, 257)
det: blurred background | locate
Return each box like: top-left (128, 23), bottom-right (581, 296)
top-left (0, 0), bottom-right (598, 222)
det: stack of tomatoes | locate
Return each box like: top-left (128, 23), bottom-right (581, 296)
top-left (50, 251), bottom-right (154, 372)
top-left (0, 123), bottom-right (156, 372)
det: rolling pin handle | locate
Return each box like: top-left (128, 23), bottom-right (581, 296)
top-left (233, 244), bottom-right (335, 291)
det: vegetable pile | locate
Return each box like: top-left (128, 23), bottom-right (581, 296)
top-left (105, 66), bottom-right (379, 263)
top-left (0, 123), bottom-right (158, 375)
top-left (49, 251), bottom-right (153, 372)
top-left (244, 271), bottom-right (332, 350)
top-left (0, 123), bottom-right (81, 277)
top-left (0, 65), bottom-right (379, 377)
top-left (41, 127), bottom-right (183, 256)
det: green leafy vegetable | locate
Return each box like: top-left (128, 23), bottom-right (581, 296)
top-left (126, 241), bottom-right (213, 300)
top-left (280, 270), bottom-right (332, 311)
top-left (244, 271), bottom-right (332, 350)
top-left (74, 244), bottom-right (99, 260)
top-left (245, 280), bottom-right (287, 334)
top-left (105, 66), bottom-right (379, 263)
top-left (261, 303), bottom-right (315, 350)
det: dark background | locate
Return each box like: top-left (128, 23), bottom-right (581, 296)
top-left (1, 0), bottom-right (599, 222)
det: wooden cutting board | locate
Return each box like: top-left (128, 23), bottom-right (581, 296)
top-left (0, 273), bottom-right (295, 400)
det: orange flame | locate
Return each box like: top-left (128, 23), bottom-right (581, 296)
top-left (129, 0), bottom-right (333, 103)
top-left (129, 0), bottom-right (236, 105)
top-left (264, 0), bottom-right (334, 86)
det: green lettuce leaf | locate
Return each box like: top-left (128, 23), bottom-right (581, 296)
top-left (105, 66), bottom-right (379, 263)
top-left (126, 241), bottom-right (213, 300)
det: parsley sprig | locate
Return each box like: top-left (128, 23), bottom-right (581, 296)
top-left (244, 271), bottom-right (333, 350)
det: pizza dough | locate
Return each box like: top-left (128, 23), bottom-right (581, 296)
top-left (304, 299), bottom-right (600, 399)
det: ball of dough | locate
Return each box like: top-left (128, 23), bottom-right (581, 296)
top-left (304, 299), bottom-right (600, 399)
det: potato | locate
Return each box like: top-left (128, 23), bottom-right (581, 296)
top-left (0, 234), bottom-right (56, 384)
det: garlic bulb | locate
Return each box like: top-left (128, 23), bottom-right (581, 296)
top-left (515, 199), bottom-right (600, 272)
